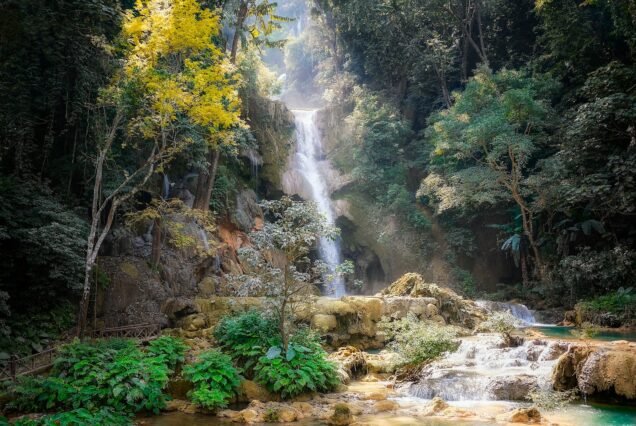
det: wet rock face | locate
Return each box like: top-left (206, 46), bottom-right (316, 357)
top-left (486, 375), bottom-right (538, 400)
top-left (552, 342), bottom-right (636, 400)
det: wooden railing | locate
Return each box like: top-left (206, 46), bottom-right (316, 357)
top-left (91, 323), bottom-right (162, 340)
top-left (0, 323), bottom-right (161, 381)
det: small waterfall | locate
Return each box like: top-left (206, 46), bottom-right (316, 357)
top-left (476, 300), bottom-right (537, 325)
top-left (161, 174), bottom-right (170, 200)
top-left (245, 148), bottom-right (262, 180)
top-left (284, 110), bottom-right (346, 298)
top-left (199, 228), bottom-right (210, 251)
top-left (409, 335), bottom-right (561, 401)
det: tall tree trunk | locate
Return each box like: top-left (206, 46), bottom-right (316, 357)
top-left (520, 250), bottom-right (529, 287)
top-left (230, 1), bottom-right (248, 64)
top-left (150, 217), bottom-right (162, 267)
top-left (193, 148), bottom-right (221, 211)
top-left (474, 0), bottom-right (489, 66)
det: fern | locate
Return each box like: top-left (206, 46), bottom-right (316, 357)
top-left (183, 350), bottom-right (241, 411)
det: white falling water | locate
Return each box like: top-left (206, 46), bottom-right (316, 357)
top-left (475, 300), bottom-right (537, 325)
top-left (285, 110), bottom-right (346, 298)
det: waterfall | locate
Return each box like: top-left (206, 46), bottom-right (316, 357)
top-left (285, 110), bottom-right (346, 298)
top-left (198, 228), bottom-right (210, 251)
top-left (408, 335), bottom-right (561, 401)
top-left (476, 300), bottom-right (537, 325)
top-left (161, 174), bottom-right (170, 200)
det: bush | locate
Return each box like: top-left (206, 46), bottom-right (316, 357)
top-left (379, 314), bottom-right (460, 367)
top-left (183, 350), bottom-right (241, 411)
top-left (254, 331), bottom-right (339, 399)
top-left (478, 311), bottom-right (521, 346)
top-left (213, 311), bottom-right (279, 375)
top-left (11, 408), bottom-right (131, 425)
top-left (577, 287), bottom-right (636, 323)
top-left (146, 336), bottom-right (188, 370)
top-left (9, 339), bottom-right (172, 415)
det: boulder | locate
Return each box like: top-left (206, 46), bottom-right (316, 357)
top-left (328, 403), bottom-right (354, 426)
top-left (507, 407), bottom-right (542, 423)
top-left (487, 375), bottom-right (538, 400)
top-left (421, 397), bottom-right (449, 416)
top-left (311, 314), bottom-right (338, 333)
top-left (239, 380), bottom-right (278, 402)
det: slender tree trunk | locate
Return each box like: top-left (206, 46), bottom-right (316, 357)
top-left (474, 0), bottom-right (489, 66)
top-left (193, 148), bottom-right (221, 211)
top-left (230, 1), bottom-right (248, 64)
top-left (520, 250), bottom-right (529, 287)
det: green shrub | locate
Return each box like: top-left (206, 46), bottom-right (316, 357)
top-left (380, 314), bottom-right (460, 367)
top-left (213, 310), bottom-right (279, 375)
top-left (478, 311), bottom-right (521, 346)
top-left (183, 350), bottom-right (241, 411)
top-left (254, 331), bottom-right (339, 399)
top-left (578, 287), bottom-right (636, 321)
top-left (9, 339), bottom-right (172, 415)
top-left (146, 336), bottom-right (188, 370)
top-left (11, 408), bottom-right (131, 425)
top-left (0, 301), bottom-right (75, 356)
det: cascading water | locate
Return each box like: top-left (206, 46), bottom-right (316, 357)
top-left (475, 300), bottom-right (537, 325)
top-left (284, 109), bottom-right (346, 297)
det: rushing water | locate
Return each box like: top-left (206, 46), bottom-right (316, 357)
top-left (408, 334), bottom-right (556, 401)
top-left (283, 110), bottom-right (346, 297)
top-left (475, 300), bottom-right (537, 324)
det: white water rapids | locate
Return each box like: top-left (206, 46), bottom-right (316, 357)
top-left (283, 110), bottom-right (346, 297)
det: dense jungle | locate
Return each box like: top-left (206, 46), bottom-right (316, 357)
top-left (0, 0), bottom-right (635, 424)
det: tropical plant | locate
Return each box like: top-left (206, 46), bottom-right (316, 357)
top-left (8, 339), bottom-right (172, 415)
top-left (183, 350), bottom-right (241, 411)
top-left (213, 310), bottom-right (279, 376)
top-left (146, 336), bottom-right (189, 371)
top-left (254, 330), bottom-right (339, 399)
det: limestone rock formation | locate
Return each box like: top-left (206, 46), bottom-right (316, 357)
top-left (552, 342), bottom-right (636, 400)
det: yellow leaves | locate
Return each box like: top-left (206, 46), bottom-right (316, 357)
top-left (117, 0), bottom-right (242, 144)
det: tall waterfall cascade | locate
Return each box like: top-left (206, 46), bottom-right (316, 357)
top-left (282, 110), bottom-right (346, 297)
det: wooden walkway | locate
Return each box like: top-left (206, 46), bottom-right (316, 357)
top-left (0, 323), bottom-right (161, 381)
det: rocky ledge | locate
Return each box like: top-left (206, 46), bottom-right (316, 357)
top-left (552, 340), bottom-right (636, 400)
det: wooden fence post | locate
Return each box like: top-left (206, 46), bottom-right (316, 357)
top-left (9, 354), bottom-right (17, 381)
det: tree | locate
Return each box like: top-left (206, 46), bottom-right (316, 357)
top-left (79, 0), bottom-right (242, 335)
top-left (229, 197), bottom-right (342, 353)
top-left (426, 68), bottom-right (558, 281)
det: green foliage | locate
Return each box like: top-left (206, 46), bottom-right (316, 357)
top-left (183, 350), bottom-right (241, 411)
top-left (0, 301), bottom-right (75, 357)
top-left (11, 408), bottom-right (131, 426)
top-left (8, 339), bottom-right (173, 415)
top-left (379, 314), bottom-right (460, 367)
top-left (577, 288), bottom-right (636, 322)
top-left (552, 247), bottom-right (636, 305)
top-left (479, 311), bottom-right (521, 346)
top-left (213, 311), bottom-right (279, 376)
top-left (0, 179), bottom-right (87, 326)
top-left (254, 335), bottom-right (340, 399)
top-left (146, 336), bottom-right (189, 371)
